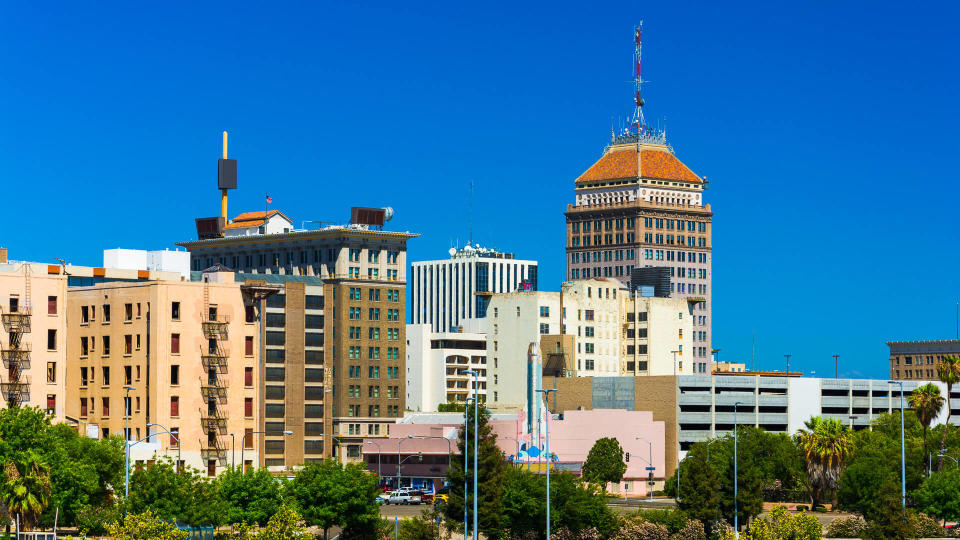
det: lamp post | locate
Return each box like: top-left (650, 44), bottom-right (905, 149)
top-left (705, 438), bottom-right (721, 462)
top-left (536, 388), bottom-right (558, 540)
top-left (397, 436), bottom-right (411, 489)
top-left (146, 423), bottom-right (181, 473)
top-left (364, 440), bottom-right (383, 480)
top-left (888, 381), bottom-right (906, 508)
top-left (408, 435), bottom-right (453, 490)
top-left (635, 436), bottom-right (654, 502)
top-left (124, 385), bottom-right (136, 501)
top-left (734, 401), bottom-right (744, 538)
top-left (503, 436), bottom-right (521, 468)
top-left (230, 432), bottom-right (235, 469)
top-left (462, 370), bottom-right (480, 540)
top-left (938, 453), bottom-right (959, 469)
top-left (833, 355), bottom-right (840, 378)
top-left (243, 430), bottom-right (293, 472)
top-left (332, 435), bottom-right (344, 463)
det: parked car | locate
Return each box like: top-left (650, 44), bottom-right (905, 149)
top-left (419, 491), bottom-right (433, 504)
top-left (433, 493), bottom-right (449, 506)
top-left (387, 489), bottom-right (422, 505)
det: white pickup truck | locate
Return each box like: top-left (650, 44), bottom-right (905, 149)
top-left (387, 489), bottom-right (423, 505)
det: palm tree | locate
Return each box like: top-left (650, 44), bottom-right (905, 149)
top-left (795, 416), bottom-right (853, 508)
top-left (2, 454), bottom-right (52, 530)
top-left (937, 355), bottom-right (960, 471)
top-left (909, 382), bottom-right (945, 473)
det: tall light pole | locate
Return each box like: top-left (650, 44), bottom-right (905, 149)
top-left (124, 385), bottom-right (136, 501)
top-left (147, 423), bottom-right (181, 474)
top-left (705, 438), bottom-right (721, 462)
top-left (536, 388), bottom-right (558, 540)
top-left (888, 381), bottom-right (906, 508)
top-left (462, 370), bottom-right (480, 540)
top-left (462, 395), bottom-right (474, 540)
top-left (734, 402), bottom-right (743, 538)
top-left (938, 453), bottom-right (959, 469)
top-left (784, 354), bottom-right (791, 373)
top-left (364, 440), bottom-right (383, 479)
top-left (635, 436), bottom-right (654, 501)
top-left (229, 432), bottom-right (236, 469)
top-left (833, 355), bottom-right (840, 378)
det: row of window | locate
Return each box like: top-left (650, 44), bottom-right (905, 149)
top-left (346, 404), bottom-right (401, 417)
top-left (198, 248), bottom-right (400, 270)
top-left (347, 307), bottom-right (400, 321)
top-left (347, 365), bottom-right (401, 379)
top-left (347, 327), bottom-right (401, 341)
top-left (346, 346), bottom-right (401, 360)
top-left (347, 288), bottom-right (401, 302)
top-left (346, 267), bottom-right (400, 280)
top-left (345, 385), bottom-right (402, 399)
top-left (570, 218), bottom-right (707, 233)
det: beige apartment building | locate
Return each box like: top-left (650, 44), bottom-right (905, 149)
top-left (0, 262), bottom-right (68, 420)
top-left (66, 269), bottom-right (261, 475)
top-left (888, 339), bottom-right (960, 381)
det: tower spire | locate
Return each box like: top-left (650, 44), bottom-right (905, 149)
top-left (631, 23), bottom-right (646, 135)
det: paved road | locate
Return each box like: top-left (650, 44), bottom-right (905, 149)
top-left (379, 502), bottom-right (437, 519)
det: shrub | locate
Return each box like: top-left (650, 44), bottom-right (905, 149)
top-left (610, 517), bottom-right (669, 540)
top-left (106, 510), bottom-right (189, 540)
top-left (670, 519), bottom-right (706, 540)
top-left (911, 512), bottom-right (946, 538)
top-left (813, 506), bottom-right (827, 513)
top-left (554, 526), bottom-right (601, 540)
top-left (824, 515), bottom-right (866, 538)
top-left (76, 504), bottom-right (120, 535)
top-left (637, 509), bottom-right (689, 534)
top-left (795, 505), bottom-right (808, 512)
top-left (727, 505), bottom-right (821, 540)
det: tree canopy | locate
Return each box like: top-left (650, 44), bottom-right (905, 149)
top-left (285, 460), bottom-right (380, 539)
top-left (580, 437), bottom-right (627, 489)
top-left (444, 404), bottom-right (507, 538)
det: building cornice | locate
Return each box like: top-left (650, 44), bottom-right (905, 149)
top-left (177, 229), bottom-right (419, 250)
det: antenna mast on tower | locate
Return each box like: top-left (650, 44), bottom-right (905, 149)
top-left (631, 23), bottom-right (646, 135)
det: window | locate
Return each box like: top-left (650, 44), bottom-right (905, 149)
top-left (368, 289), bottom-right (380, 301)
top-left (245, 367), bottom-right (253, 386)
top-left (47, 295), bottom-right (57, 315)
top-left (170, 396), bottom-right (179, 416)
top-left (584, 326), bottom-right (595, 337)
top-left (102, 397), bottom-right (110, 416)
top-left (102, 366), bottom-right (110, 385)
top-left (46, 361), bottom-right (56, 383)
top-left (584, 310), bottom-right (595, 321)
top-left (171, 301), bottom-right (180, 320)
top-left (170, 365), bottom-right (179, 385)
top-left (46, 394), bottom-right (56, 414)
top-left (124, 334), bottom-right (132, 355)
top-left (102, 304), bottom-right (111, 322)
top-left (81, 306), bottom-right (89, 323)
top-left (80, 398), bottom-right (88, 416)
top-left (124, 303), bottom-right (133, 321)
top-left (80, 367), bottom-right (89, 386)
top-left (244, 398), bottom-right (253, 418)
top-left (124, 365), bottom-right (132, 385)
top-left (170, 334), bottom-right (180, 354)
top-left (47, 329), bottom-right (56, 350)
top-left (245, 336), bottom-right (254, 356)
top-left (539, 323), bottom-right (549, 334)
top-left (244, 428), bottom-right (254, 449)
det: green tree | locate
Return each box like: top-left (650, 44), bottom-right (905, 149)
top-left (500, 467), bottom-right (616, 540)
top-left (254, 504), bottom-right (312, 540)
top-left (444, 405), bottom-right (507, 539)
top-left (936, 355), bottom-right (960, 471)
top-left (913, 469), bottom-right (960, 524)
top-left (673, 445), bottom-right (722, 536)
top-left (127, 458), bottom-right (228, 527)
top-left (399, 508), bottom-right (443, 540)
top-left (106, 509), bottom-right (189, 540)
top-left (794, 416), bottom-right (852, 508)
top-left (2, 452), bottom-right (52, 529)
top-left (286, 460), bottom-right (380, 540)
top-left (733, 505), bottom-right (821, 540)
top-left (581, 437), bottom-right (627, 490)
top-left (217, 467), bottom-right (283, 526)
top-left (909, 382), bottom-right (944, 473)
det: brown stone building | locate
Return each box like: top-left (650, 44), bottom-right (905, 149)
top-left (66, 269), bottom-right (261, 475)
top-left (565, 134), bottom-right (713, 374)
top-left (178, 209), bottom-right (416, 469)
top-left (888, 340), bottom-right (960, 381)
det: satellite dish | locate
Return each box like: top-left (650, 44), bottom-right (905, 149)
top-left (382, 207), bottom-right (395, 221)
top-left (448, 247), bottom-right (457, 256)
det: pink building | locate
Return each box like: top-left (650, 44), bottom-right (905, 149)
top-left (361, 409), bottom-right (665, 496)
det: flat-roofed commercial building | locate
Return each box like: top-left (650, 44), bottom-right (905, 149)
top-left (888, 340), bottom-right (960, 381)
top-left (178, 209), bottom-right (417, 467)
top-left (405, 324), bottom-right (486, 411)
top-left (65, 269), bottom-right (261, 475)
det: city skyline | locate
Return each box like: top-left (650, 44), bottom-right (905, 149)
top-left (3, 2), bottom-right (959, 379)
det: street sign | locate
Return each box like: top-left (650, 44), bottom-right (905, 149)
top-left (645, 466), bottom-right (656, 471)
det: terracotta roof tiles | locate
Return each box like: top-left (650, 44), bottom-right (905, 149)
top-left (575, 147), bottom-right (701, 184)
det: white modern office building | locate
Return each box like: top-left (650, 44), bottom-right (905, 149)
top-left (103, 248), bottom-right (191, 279)
top-left (409, 246), bottom-right (537, 332)
top-left (406, 324), bottom-right (487, 411)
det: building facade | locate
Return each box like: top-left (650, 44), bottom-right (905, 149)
top-left (888, 340), bottom-right (960, 381)
top-left (565, 135), bottom-right (713, 373)
top-left (482, 279), bottom-right (693, 411)
top-left (546, 374), bottom-right (960, 479)
top-left (65, 270), bottom-right (261, 475)
top-left (410, 246), bottom-right (537, 332)
top-left (178, 209), bottom-right (416, 467)
top-left (405, 324), bottom-right (487, 411)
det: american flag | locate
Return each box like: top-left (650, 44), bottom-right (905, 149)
top-left (265, 195), bottom-right (273, 204)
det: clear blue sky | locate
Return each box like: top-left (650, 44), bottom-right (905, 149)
top-left (2, 2), bottom-right (958, 379)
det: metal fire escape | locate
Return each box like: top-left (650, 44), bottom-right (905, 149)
top-left (1, 266), bottom-right (31, 408)
top-left (199, 280), bottom-right (230, 466)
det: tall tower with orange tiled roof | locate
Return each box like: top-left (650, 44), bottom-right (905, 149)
top-left (564, 27), bottom-right (713, 375)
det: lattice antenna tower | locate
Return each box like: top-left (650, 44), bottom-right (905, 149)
top-left (630, 23), bottom-right (647, 135)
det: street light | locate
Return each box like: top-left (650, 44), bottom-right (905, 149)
top-left (146, 423), bottom-right (181, 473)
top-left (124, 385), bottom-right (136, 501)
top-left (461, 370), bottom-right (480, 540)
top-left (502, 436), bottom-right (521, 468)
top-left (705, 438), bottom-right (721, 462)
top-left (938, 453), bottom-right (959, 469)
top-left (888, 381), bottom-right (906, 508)
top-left (536, 388), bottom-right (558, 540)
top-left (243, 430), bottom-right (293, 472)
top-left (408, 434), bottom-right (453, 489)
top-left (734, 401), bottom-right (744, 538)
top-left (635, 436), bottom-right (654, 502)
top-left (364, 440), bottom-right (383, 479)
top-left (229, 432), bottom-right (235, 469)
